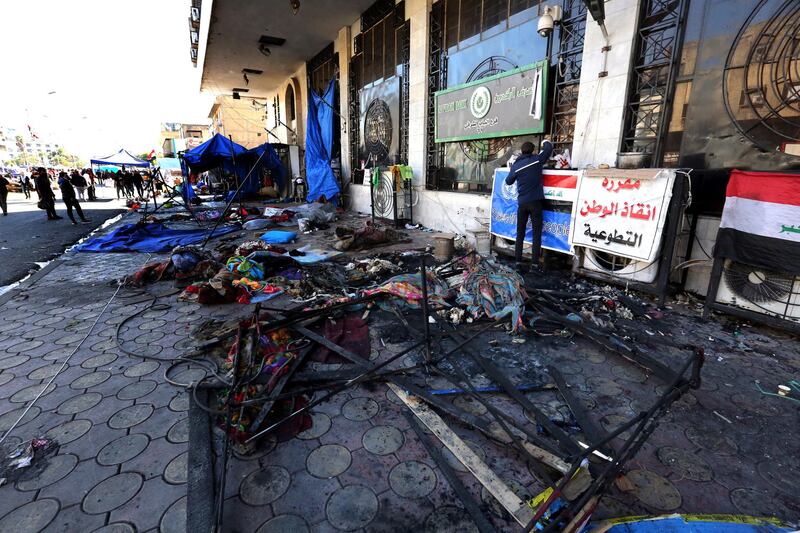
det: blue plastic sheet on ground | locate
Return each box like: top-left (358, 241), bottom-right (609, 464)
top-left (75, 223), bottom-right (240, 253)
top-left (590, 515), bottom-right (792, 533)
top-left (305, 78), bottom-right (340, 203)
top-left (259, 230), bottom-right (297, 244)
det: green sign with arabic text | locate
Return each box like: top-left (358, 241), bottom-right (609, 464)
top-left (434, 60), bottom-right (548, 143)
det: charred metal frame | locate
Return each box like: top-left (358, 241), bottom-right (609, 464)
top-left (620, 0), bottom-right (690, 166)
top-left (550, 0), bottom-right (587, 155)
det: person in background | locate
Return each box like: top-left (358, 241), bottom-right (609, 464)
top-left (0, 173), bottom-right (9, 216)
top-left (505, 139), bottom-right (553, 273)
top-left (70, 169), bottom-right (87, 201)
top-left (20, 174), bottom-right (31, 199)
top-left (34, 167), bottom-right (60, 220)
top-left (132, 171), bottom-right (144, 198)
top-left (57, 171), bottom-right (90, 225)
top-left (112, 172), bottom-right (123, 199)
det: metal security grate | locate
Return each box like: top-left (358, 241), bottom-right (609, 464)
top-left (550, 0), bottom-right (586, 155)
top-left (426, 1), bottom-right (447, 190)
top-left (621, 0), bottom-right (689, 164)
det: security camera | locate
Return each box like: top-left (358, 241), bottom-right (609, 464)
top-left (537, 5), bottom-right (563, 37)
top-left (538, 13), bottom-right (554, 37)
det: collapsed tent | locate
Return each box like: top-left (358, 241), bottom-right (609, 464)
top-left (75, 222), bottom-right (240, 253)
top-left (242, 143), bottom-right (286, 193)
top-left (181, 134), bottom-right (285, 198)
top-left (305, 78), bottom-right (340, 202)
top-left (181, 133), bottom-right (247, 175)
top-left (89, 149), bottom-right (150, 168)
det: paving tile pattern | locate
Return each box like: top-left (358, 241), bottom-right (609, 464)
top-left (0, 212), bottom-right (799, 532)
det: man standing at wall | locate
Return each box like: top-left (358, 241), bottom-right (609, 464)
top-left (505, 139), bottom-right (553, 273)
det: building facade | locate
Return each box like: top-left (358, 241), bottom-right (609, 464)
top-left (0, 125), bottom-right (63, 166)
top-left (195, 0), bottom-right (800, 294)
top-left (207, 95), bottom-right (270, 149)
top-left (160, 122), bottom-right (211, 157)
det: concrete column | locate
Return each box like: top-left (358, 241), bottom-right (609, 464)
top-left (406, 0), bottom-right (432, 186)
top-left (571, 0), bottom-right (641, 168)
top-left (335, 25), bottom-right (352, 180)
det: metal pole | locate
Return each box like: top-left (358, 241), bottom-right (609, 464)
top-left (420, 255), bottom-right (432, 363)
top-left (227, 135), bottom-right (243, 209)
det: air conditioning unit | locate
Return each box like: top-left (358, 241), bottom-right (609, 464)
top-left (580, 248), bottom-right (660, 284)
top-left (714, 260), bottom-right (800, 324)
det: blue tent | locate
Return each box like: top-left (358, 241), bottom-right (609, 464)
top-left (242, 143), bottom-right (286, 193)
top-left (305, 78), bottom-right (340, 202)
top-left (90, 149), bottom-right (150, 168)
top-left (181, 133), bottom-right (248, 175)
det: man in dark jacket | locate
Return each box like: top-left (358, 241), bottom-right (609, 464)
top-left (34, 167), bottom-right (61, 220)
top-left (58, 171), bottom-right (90, 225)
top-left (505, 139), bottom-right (553, 271)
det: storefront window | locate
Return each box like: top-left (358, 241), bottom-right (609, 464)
top-left (428, 0), bottom-right (550, 192)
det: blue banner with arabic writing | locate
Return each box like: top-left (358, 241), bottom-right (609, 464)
top-left (490, 169), bottom-right (572, 254)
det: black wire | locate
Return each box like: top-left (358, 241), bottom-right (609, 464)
top-left (113, 291), bottom-right (231, 386)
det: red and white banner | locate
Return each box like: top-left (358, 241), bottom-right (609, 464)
top-left (569, 168), bottom-right (675, 262)
top-left (716, 169), bottom-right (800, 274)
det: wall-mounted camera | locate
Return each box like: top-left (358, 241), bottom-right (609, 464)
top-left (537, 5), bottom-right (563, 38)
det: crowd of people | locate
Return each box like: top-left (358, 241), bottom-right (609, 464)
top-left (0, 167), bottom-right (97, 224)
top-left (98, 168), bottom-right (148, 200)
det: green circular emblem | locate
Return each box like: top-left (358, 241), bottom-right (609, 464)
top-left (469, 86), bottom-right (492, 119)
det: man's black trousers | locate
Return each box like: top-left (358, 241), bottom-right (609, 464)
top-left (515, 200), bottom-right (543, 264)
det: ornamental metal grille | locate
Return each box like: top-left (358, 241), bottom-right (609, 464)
top-left (364, 99), bottom-right (393, 163)
top-left (426, 1), bottom-right (447, 190)
top-left (550, 0), bottom-right (586, 154)
top-left (349, 54), bottom-right (362, 183)
top-left (621, 0), bottom-right (689, 163)
top-left (399, 21), bottom-right (410, 163)
top-left (723, 0), bottom-right (800, 154)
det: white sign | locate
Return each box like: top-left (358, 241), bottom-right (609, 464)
top-left (569, 168), bottom-right (675, 262)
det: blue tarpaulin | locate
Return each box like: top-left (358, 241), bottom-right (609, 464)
top-left (243, 143), bottom-right (286, 193)
top-left (181, 133), bottom-right (248, 175)
top-left (590, 515), bottom-right (792, 532)
top-left (305, 78), bottom-right (340, 202)
top-left (75, 222), bottom-right (240, 253)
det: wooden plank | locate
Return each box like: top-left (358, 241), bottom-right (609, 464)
top-left (389, 383), bottom-right (535, 528)
top-left (403, 411), bottom-right (495, 533)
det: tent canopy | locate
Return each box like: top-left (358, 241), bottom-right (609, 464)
top-left (181, 133), bottom-right (248, 175)
top-left (242, 143), bottom-right (286, 192)
top-left (90, 149), bottom-right (150, 168)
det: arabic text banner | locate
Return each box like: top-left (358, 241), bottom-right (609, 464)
top-left (569, 168), bottom-right (675, 262)
top-left (490, 169), bottom-right (574, 254)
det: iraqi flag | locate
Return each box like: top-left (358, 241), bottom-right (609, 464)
top-left (715, 169), bottom-right (800, 275)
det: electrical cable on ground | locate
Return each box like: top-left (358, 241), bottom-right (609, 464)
top-left (0, 280), bottom-right (125, 445)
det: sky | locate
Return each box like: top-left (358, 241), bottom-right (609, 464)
top-left (0, 0), bottom-right (214, 159)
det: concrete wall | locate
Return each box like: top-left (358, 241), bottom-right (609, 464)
top-left (572, 0), bottom-right (641, 168)
top-left (211, 95), bottom-right (268, 149)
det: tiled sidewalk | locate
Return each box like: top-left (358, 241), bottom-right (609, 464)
top-left (0, 210), bottom-right (798, 533)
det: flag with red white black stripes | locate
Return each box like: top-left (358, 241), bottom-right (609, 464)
top-left (715, 169), bottom-right (800, 275)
